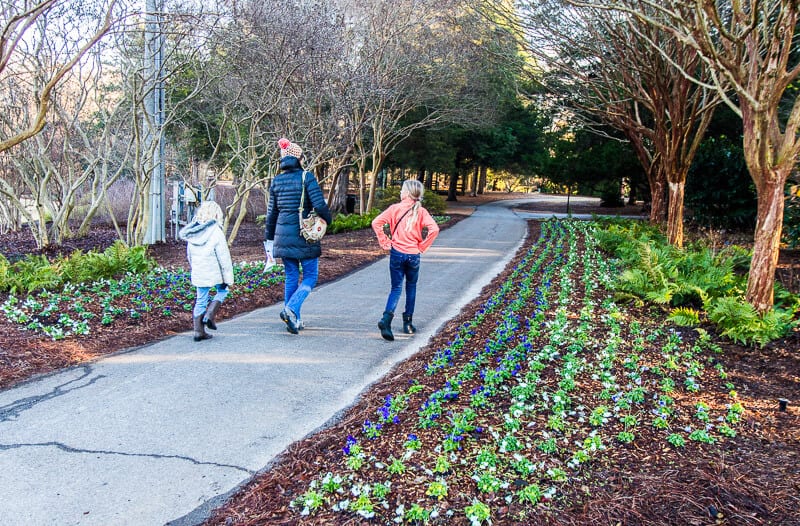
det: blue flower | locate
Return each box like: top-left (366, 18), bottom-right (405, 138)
top-left (342, 435), bottom-right (357, 455)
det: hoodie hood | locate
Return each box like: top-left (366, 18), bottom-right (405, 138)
top-left (178, 220), bottom-right (219, 246)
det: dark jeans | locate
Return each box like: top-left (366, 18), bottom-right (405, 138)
top-left (384, 248), bottom-right (420, 316)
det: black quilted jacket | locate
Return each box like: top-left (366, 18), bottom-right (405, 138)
top-left (264, 156), bottom-right (332, 260)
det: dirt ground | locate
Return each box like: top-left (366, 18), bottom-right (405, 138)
top-left (1, 193), bottom-right (798, 525)
top-left (202, 219), bottom-right (799, 526)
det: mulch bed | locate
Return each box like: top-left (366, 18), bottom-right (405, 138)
top-left (1, 194), bottom-right (798, 525)
top-left (198, 219), bottom-right (799, 526)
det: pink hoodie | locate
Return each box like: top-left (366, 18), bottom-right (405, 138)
top-left (372, 197), bottom-right (440, 254)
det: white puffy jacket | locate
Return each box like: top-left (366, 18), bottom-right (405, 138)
top-left (178, 220), bottom-right (235, 287)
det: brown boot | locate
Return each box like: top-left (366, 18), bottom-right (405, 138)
top-left (205, 300), bottom-right (221, 330)
top-left (193, 315), bottom-right (212, 341)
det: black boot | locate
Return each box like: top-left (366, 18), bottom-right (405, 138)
top-left (378, 311), bottom-right (394, 341)
top-left (402, 313), bottom-right (416, 334)
top-left (193, 315), bottom-right (212, 341)
top-left (205, 300), bottom-right (221, 330)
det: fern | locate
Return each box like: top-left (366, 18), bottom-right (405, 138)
top-left (707, 296), bottom-right (757, 328)
top-left (596, 220), bottom-right (798, 345)
top-left (719, 244), bottom-right (752, 271)
top-left (668, 307), bottom-right (701, 327)
top-left (616, 269), bottom-right (650, 294)
top-left (611, 292), bottom-right (644, 306)
top-left (105, 239), bottom-right (129, 265)
top-left (0, 253), bottom-right (9, 291)
top-left (645, 288), bottom-right (674, 304)
top-left (752, 309), bottom-right (797, 345)
top-left (707, 297), bottom-right (795, 346)
top-left (328, 209), bottom-right (380, 234)
top-left (0, 240), bottom-right (156, 294)
top-left (57, 250), bottom-right (90, 284)
top-left (679, 251), bottom-right (737, 298)
top-left (671, 283), bottom-right (709, 306)
top-left (125, 245), bottom-right (154, 274)
top-left (13, 255), bottom-right (62, 293)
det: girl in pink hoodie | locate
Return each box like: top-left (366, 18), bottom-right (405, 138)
top-left (371, 179), bottom-right (440, 340)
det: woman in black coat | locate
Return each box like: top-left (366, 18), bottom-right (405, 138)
top-left (264, 138), bottom-right (332, 334)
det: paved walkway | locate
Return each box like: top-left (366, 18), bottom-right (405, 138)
top-left (0, 199), bottom-right (535, 525)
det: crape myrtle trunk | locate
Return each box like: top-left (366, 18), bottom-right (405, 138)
top-left (741, 104), bottom-right (795, 313)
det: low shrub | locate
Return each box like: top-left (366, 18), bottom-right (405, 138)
top-left (707, 296), bottom-right (796, 347)
top-left (329, 209), bottom-right (381, 234)
top-left (376, 185), bottom-right (447, 215)
top-left (596, 219), bottom-right (799, 346)
top-left (0, 240), bottom-right (155, 294)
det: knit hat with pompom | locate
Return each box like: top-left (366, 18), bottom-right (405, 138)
top-left (278, 138), bottom-right (303, 159)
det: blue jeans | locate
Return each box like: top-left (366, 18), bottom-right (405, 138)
top-left (384, 248), bottom-right (420, 316)
top-left (283, 257), bottom-right (319, 318)
top-left (193, 285), bottom-right (229, 318)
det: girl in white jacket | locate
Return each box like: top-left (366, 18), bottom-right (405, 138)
top-left (178, 201), bottom-right (235, 341)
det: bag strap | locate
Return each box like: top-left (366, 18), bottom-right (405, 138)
top-left (298, 171), bottom-right (307, 214)
top-left (392, 205), bottom-right (414, 236)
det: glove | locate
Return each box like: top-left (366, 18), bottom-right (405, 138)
top-left (263, 240), bottom-right (276, 271)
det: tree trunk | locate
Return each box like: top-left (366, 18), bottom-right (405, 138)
top-left (366, 168), bottom-right (379, 213)
top-left (358, 165), bottom-right (366, 215)
top-left (227, 190), bottom-right (250, 246)
top-left (469, 166), bottom-right (479, 197)
top-left (328, 166), bottom-right (350, 214)
top-left (447, 172), bottom-right (459, 201)
top-left (478, 166), bottom-right (487, 194)
top-left (666, 181), bottom-right (685, 248)
top-left (649, 175), bottom-right (667, 224)
top-left (326, 169), bottom-right (339, 207)
top-left (746, 177), bottom-right (785, 313)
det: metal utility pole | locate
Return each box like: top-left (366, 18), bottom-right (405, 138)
top-left (143, 0), bottom-right (166, 244)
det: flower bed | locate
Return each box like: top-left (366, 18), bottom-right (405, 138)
top-left (1, 262), bottom-right (284, 340)
top-left (283, 220), bottom-right (744, 524)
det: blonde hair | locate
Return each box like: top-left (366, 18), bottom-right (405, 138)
top-left (401, 180), bottom-right (424, 232)
top-left (193, 200), bottom-right (224, 224)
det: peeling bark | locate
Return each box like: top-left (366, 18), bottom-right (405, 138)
top-left (649, 175), bottom-right (667, 224)
top-left (746, 176), bottom-right (786, 313)
top-left (666, 181), bottom-right (685, 247)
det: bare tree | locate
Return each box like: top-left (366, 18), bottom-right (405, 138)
top-left (518, 1), bottom-right (720, 245)
top-left (0, 0), bottom-right (128, 245)
top-left (574, 0), bottom-right (800, 311)
top-left (115, 2), bottom-right (226, 245)
top-left (169, 0), bottom-right (351, 243)
top-left (0, 0), bottom-right (120, 154)
top-left (338, 0), bottom-right (504, 212)
top-left (0, 52), bottom-right (133, 248)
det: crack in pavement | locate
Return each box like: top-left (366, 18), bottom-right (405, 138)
top-left (0, 366), bottom-right (105, 422)
top-left (0, 441), bottom-right (253, 475)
